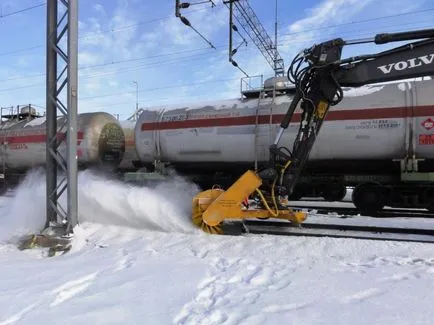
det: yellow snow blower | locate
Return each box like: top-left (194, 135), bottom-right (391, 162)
top-left (192, 170), bottom-right (307, 234)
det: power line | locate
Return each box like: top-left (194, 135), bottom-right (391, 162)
top-left (3, 17), bottom-right (433, 88)
top-left (280, 7), bottom-right (434, 37)
top-left (278, 21), bottom-right (434, 46)
top-left (0, 46), bottom-right (227, 85)
top-left (0, 2), bottom-right (44, 19)
top-left (79, 77), bottom-right (240, 101)
top-left (4, 3), bottom-right (434, 106)
top-left (28, 77), bottom-right (241, 109)
top-left (3, 19), bottom-right (434, 91)
top-left (0, 51), bottom-right (240, 95)
top-left (0, 5), bottom-right (212, 57)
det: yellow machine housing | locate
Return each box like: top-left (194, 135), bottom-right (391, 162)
top-left (192, 170), bottom-right (307, 234)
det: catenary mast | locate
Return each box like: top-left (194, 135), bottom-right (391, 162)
top-left (45, 0), bottom-right (78, 237)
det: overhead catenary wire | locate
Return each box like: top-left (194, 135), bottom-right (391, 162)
top-left (2, 18), bottom-right (433, 85)
top-left (277, 22), bottom-right (434, 49)
top-left (0, 2), bottom-right (44, 19)
top-left (2, 23), bottom-right (434, 97)
top-left (3, 2), bottom-right (434, 108)
top-left (0, 49), bottom-right (230, 90)
top-left (0, 4), bottom-right (213, 57)
top-left (3, 2), bottom-right (425, 56)
top-left (79, 77), bottom-right (240, 101)
top-left (279, 7), bottom-right (434, 37)
top-left (0, 46), bottom-right (222, 84)
top-left (1, 4), bottom-right (431, 59)
top-left (3, 17), bottom-right (434, 87)
top-left (30, 79), bottom-right (243, 113)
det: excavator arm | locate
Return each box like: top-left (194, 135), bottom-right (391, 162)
top-left (268, 28), bottom-right (434, 199)
top-left (192, 27), bottom-right (434, 234)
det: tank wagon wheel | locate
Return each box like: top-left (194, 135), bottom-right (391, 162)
top-left (352, 182), bottom-right (386, 215)
top-left (192, 188), bottom-right (225, 234)
top-left (425, 189), bottom-right (434, 213)
top-left (322, 183), bottom-right (347, 202)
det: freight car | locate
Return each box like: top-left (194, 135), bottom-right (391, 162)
top-left (133, 76), bottom-right (434, 213)
top-left (0, 105), bottom-right (126, 193)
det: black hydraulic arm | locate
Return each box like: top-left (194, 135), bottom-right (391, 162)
top-left (267, 27), bottom-right (434, 197)
top-left (335, 38), bottom-right (434, 87)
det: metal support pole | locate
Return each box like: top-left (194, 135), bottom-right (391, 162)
top-left (67, 0), bottom-right (78, 233)
top-left (45, 0), bottom-right (57, 228)
top-left (45, 0), bottom-right (78, 236)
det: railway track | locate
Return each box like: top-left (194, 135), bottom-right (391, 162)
top-left (289, 204), bottom-right (434, 219)
top-left (222, 219), bottom-right (434, 244)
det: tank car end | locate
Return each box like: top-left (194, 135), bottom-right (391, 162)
top-left (79, 112), bottom-right (126, 172)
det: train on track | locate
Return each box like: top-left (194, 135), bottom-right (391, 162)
top-left (132, 76), bottom-right (434, 213)
top-left (0, 106), bottom-right (126, 192)
top-left (3, 76), bottom-right (434, 213)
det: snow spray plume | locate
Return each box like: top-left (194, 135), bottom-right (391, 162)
top-left (0, 168), bottom-right (202, 244)
top-left (0, 168), bottom-right (47, 244)
top-left (76, 169), bottom-right (201, 233)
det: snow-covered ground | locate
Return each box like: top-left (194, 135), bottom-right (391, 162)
top-left (0, 169), bottom-right (433, 325)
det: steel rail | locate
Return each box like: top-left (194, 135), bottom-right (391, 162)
top-left (289, 205), bottom-right (434, 219)
top-left (222, 220), bottom-right (434, 243)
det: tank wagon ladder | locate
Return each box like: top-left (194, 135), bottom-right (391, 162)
top-left (253, 81), bottom-right (277, 172)
top-left (153, 108), bottom-right (165, 166)
top-left (253, 90), bottom-right (264, 171)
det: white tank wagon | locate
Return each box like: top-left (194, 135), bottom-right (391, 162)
top-left (133, 77), bottom-right (434, 212)
top-left (117, 119), bottom-right (142, 171)
top-left (0, 106), bottom-right (126, 192)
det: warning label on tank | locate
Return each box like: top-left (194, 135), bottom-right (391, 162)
top-left (345, 119), bottom-right (400, 130)
top-left (421, 118), bottom-right (434, 131)
top-left (419, 134), bottom-right (434, 145)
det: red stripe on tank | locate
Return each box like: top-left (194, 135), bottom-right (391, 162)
top-left (141, 105), bottom-right (434, 131)
top-left (2, 131), bottom-right (85, 144)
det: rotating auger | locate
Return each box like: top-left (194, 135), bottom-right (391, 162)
top-left (191, 170), bottom-right (307, 234)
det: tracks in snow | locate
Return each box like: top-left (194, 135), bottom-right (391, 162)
top-left (0, 272), bottom-right (99, 325)
top-left (173, 253), bottom-right (297, 325)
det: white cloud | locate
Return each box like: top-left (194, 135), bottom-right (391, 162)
top-left (93, 4), bottom-right (106, 16)
top-left (78, 51), bottom-right (100, 66)
top-left (279, 0), bottom-right (374, 56)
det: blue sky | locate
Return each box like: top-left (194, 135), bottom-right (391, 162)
top-left (0, 0), bottom-right (433, 119)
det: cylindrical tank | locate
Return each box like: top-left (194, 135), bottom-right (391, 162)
top-left (134, 78), bottom-right (434, 174)
top-left (0, 111), bottom-right (126, 172)
top-left (118, 119), bottom-right (140, 170)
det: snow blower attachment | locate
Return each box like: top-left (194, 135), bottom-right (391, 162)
top-left (192, 170), bottom-right (307, 234)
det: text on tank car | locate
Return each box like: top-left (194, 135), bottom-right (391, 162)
top-left (140, 105), bottom-right (434, 131)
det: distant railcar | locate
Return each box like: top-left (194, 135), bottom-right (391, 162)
top-left (0, 106), bottom-right (125, 191)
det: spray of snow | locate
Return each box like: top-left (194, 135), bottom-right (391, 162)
top-left (0, 169), bottom-right (47, 243)
top-left (0, 168), bottom-right (202, 244)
